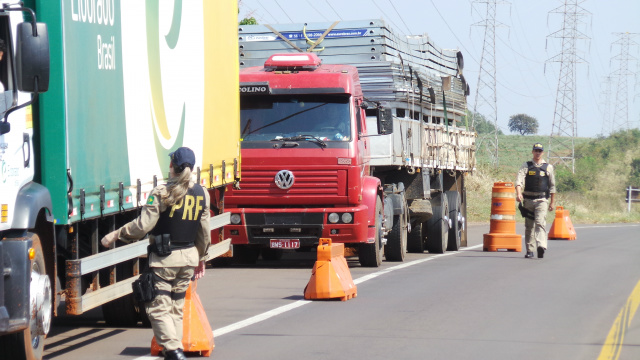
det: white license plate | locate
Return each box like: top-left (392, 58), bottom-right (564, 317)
top-left (270, 239), bottom-right (300, 249)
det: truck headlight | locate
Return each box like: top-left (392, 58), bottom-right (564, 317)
top-left (341, 213), bottom-right (353, 223)
top-left (230, 214), bottom-right (242, 225)
top-left (328, 213), bottom-right (340, 223)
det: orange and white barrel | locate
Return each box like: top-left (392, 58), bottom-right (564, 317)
top-left (483, 182), bottom-right (522, 252)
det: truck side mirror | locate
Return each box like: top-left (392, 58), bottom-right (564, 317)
top-left (376, 107), bottom-right (393, 135)
top-left (16, 22), bottom-right (49, 93)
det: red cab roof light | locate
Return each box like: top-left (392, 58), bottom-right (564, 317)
top-left (264, 53), bottom-right (322, 70)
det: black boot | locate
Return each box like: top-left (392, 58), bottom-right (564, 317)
top-left (164, 349), bottom-right (187, 360)
top-left (537, 247), bottom-right (545, 259)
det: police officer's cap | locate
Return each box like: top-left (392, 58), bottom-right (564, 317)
top-left (169, 147), bottom-right (195, 172)
top-left (532, 143), bottom-right (544, 151)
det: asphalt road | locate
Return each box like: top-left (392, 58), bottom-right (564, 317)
top-left (43, 223), bottom-right (640, 360)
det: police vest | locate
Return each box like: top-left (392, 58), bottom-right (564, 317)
top-left (524, 161), bottom-right (550, 198)
top-left (150, 185), bottom-right (206, 250)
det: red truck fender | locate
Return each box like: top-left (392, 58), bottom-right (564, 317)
top-left (362, 175), bottom-right (383, 227)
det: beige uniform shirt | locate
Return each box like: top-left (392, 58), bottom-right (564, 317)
top-left (515, 160), bottom-right (556, 196)
top-left (117, 182), bottom-right (211, 267)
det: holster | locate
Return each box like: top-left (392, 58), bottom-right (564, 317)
top-left (132, 269), bottom-right (156, 303)
top-left (518, 202), bottom-right (535, 220)
top-left (150, 234), bottom-right (172, 256)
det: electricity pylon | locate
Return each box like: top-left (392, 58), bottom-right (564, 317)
top-left (610, 32), bottom-right (639, 131)
top-left (546, 0), bottom-right (590, 174)
top-left (471, 0), bottom-right (508, 167)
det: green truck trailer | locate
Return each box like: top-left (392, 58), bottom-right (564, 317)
top-left (0, 2), bottom-right (240, 359)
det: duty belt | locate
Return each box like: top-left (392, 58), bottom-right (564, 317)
top-left (523, 194), bottom-right (547, 200)
top-left (523, 191), bottom-right (547, 200)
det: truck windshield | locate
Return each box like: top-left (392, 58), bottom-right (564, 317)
top-left (240, 95), bottom-right (351, 142)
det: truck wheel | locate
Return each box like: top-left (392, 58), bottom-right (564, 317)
top-left (426, 193), bottom-right (449, 254)
top-left (446, 190), bottom-right (462, 251)
top-left (384, 213), bottom-right (407, 261)
top-left (101, 261), bottom-right (140, 327)
top-left (0, 234), bottom-right (51, 360)
top-left (359, 196), bottom-right (383, 267)
top-left (407, 221), bottom-right (425, 253)
top-left (138, 302), bottom-right (152, 328)
top-left (261, 248), bottom-right (284, 261)
top-left (102, 294), bottom-right (139, 327)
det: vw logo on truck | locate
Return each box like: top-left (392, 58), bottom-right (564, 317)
top-left (275, 170), bottom-right (295, 189)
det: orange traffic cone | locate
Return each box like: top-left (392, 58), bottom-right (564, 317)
top-left (304, 238), bottom-right (357, 301)
top-left (150, 280), bottom-right (214, 357)
top-left (548, 206), bottom-right (577, 240)
top-left (483, 182), bottom-right (522, 252)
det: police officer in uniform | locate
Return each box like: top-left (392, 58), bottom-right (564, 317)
top-left (515, 143), bottom-right (556, 259)
top-left (101, 147), bottom-right (210, 360)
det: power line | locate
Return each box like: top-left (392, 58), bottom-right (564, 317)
top-left (386, 0), bottom-right (413, 35)
top-left (325, 0), bottom-right (342, 20)
top-left (495, 32), bottom-right (543, 64)
top-left (372, 0), bottom-right (403, 37)
top-left (258, 1), bottom-right (280, 23)
top-left (274, 0), bottom-right (294, 22)
top-left (430, 0), bottom-right (480, 66)
top-left (306, 0), bottom-right (330, 21)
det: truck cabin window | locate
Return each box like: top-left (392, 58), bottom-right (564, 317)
top-left (0, 37), bottom-right (5, 92)
top-left (240, 95), bottom-right (351, 142)
top-left (0, 15), bottom-right (14, 95)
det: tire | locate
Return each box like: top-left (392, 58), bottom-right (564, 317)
top-left (101, 261), bottom-right (139, 327)
top-left (0, 234), bottom-right (50, 360)
top-left (233, 245), bottom-right (260, 265)
top-left (446, 190), bottom-right (462, 251)
top-left (359, 196), bottom-right (383, 267)
top-left (407, 221), bottom-right (426, 253)
top-left (139, 303), bottom-right (152, 328)
top-left (384, 213), bottom-right (407, 261)
top-left (261, 248), bottom-right (284, 261)
top-left (426, 193), bottom-right (449, 254)
top-left (102, 294), bottom-right (139, 327)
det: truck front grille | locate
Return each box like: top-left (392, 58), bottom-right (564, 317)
top-left (237, 169), bottom-right (346, 196)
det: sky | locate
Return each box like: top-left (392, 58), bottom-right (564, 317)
top-left (237, 0), bottom-right (640, 138)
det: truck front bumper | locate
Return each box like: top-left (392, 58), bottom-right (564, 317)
top-left (225, 205), bottom-right (369, 247)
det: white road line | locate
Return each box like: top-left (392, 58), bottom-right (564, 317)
top-left (212, 300), bottom-right (311, 337)
top-left (133, 244), bottom-right (483, 360)
top-left (353, 245), bottom-right (482, 285)
top-left (574, 224), bottom-right (640, 229)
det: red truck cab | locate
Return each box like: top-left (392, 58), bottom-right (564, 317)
top-left (224, 53), bottom-right (385, 266)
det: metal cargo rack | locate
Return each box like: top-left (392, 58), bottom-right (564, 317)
top-left (238, 19), bottom-right (469, 126)
top-left (238, 19), bottom-right (476, 171)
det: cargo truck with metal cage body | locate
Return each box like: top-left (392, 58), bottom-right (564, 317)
top-left (224, 20), bottom-right (476, 267)
top-left (0, 2), bottom-right (240, 359)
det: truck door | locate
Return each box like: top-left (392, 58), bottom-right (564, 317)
top-left (355, 100), bottom-right (369, 173)
top-left (0, 13), bottom-right (30, 198)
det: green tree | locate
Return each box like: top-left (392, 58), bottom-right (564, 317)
top-left (508, 113), bottom-right (539, 135)
top-left (469, 110), bottom-right (503, 135)
top-left (239, 17), bottom-right (257, 25)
